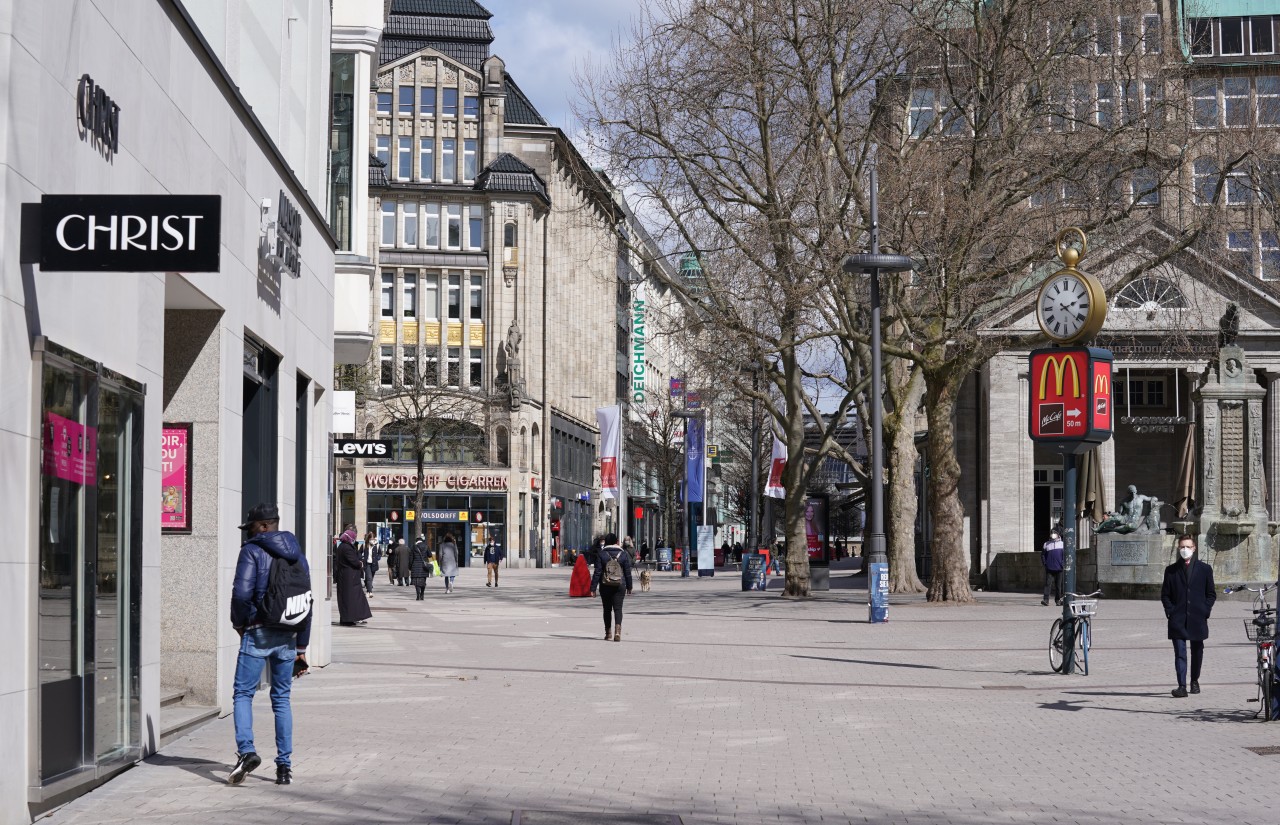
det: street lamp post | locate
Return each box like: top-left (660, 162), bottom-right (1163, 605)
top-left (747, 366), bottom-right (761, 555)
top-left (842, 166), bottom-right (914, 570)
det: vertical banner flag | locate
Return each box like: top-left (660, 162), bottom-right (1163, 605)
top-left (764, 433), bottom-right (787, 498)
top-left (596, 404), bottom-right (621, 499)
top-left (670, 377), bottom-right (685, 401)
top-left (685, 415), bottom-right (706, 503)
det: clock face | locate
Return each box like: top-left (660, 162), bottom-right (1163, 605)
top-left (1038, 273), bottom-right (1092, 342)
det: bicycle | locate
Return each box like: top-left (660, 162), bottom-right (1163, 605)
top-left (1049, 590), bottom-right (1101, 675)
top-left (1223, 583), bottom-right (1277, 721)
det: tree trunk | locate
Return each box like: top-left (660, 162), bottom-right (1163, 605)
top-left (886, 371), bottom-right (926, 594)
top-left (923, 375), bottom-right (974, 603)
top-left (413, 447), bottom-right (426, 544)
top-left (780, 415), bottom-right (810, 599)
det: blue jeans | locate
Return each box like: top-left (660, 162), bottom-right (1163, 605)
top-left (233, 627), bottom-right (296, 766)
top-left (1172, 638), bottom-right (1204, 688)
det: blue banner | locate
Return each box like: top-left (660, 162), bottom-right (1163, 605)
top-left (868, 562), bottom-right (889, 623)
top-left (685, 416), bottom-right (705, 503)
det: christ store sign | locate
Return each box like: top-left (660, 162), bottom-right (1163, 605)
top-left (22, 194), bottom-right (221, 272)
top-left (365, 472), bottom-right (509, 491)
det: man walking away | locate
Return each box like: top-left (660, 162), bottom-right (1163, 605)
top-left (1161, 534), bottom-right (1216, 698)
top-left (590, 533), bottom-right (633, 642)
top-left (484, 540), bottom-right (505, 587)
top-left (229, 503), bottom-right (312, 786)
top-left (410, 534), bottom-right (430, 600)
top-left (1041, 530), bottom-right (1064, 606)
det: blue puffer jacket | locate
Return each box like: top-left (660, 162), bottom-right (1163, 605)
top-left (231, 530), bottom-right (312, 649)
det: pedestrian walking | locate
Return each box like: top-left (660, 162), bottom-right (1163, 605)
top-left (362, 532), bottom-right (379, 594)
top-left (409, 535), bottom-right (430, 600)
top-left (439, 532), bottom-right (459, 593)
top-left (484, 539), bottom-right (505, 587)
top-left (569, 552), bottom-right (592, 597)
top-left (590, 532), bottom-right (633, 642)
top-left (228, 502), bottom-right (313, 786)
top-left (385, 540), bottom-right (398, 586)
top-left (395, 537), bottom-right (411, 586)
top-left (1161, 533), bottom-right (1216, 698)
top-left (1041, 529), bottom-right (1064, 606)
top-left (333, 526), bottom-right (372, 626)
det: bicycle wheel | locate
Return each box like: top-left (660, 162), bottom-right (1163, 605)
top-left (1077, 620), bottom-right (1090, 676)
top-left (1050, 618), bottom-right (1066, 673)
top-left (1262, 652), bottom-right (1273, 722)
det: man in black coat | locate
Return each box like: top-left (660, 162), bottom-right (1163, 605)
top-left (1160, 534), bottom-right (1216, 698)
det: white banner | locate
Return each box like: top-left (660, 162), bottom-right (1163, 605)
top-left (764, 432), bottom-right (787, 499)
top-left (596, 404), bottom-right (621, 499)
top-left (332, 391), bottom-right (356, 435)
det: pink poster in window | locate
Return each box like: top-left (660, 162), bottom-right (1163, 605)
top-left (43, 412), bottom-right (95, 485)
top-left (161, 424), bottom-right (192, 533)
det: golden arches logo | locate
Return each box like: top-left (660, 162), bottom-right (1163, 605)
top-left (1094, 372), bottom-right (1110, 395)
top-left (1039, 355), bottom-right (1082, 400)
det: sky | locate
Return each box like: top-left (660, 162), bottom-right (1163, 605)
top-left (481, 0), bottom-right (644, 133)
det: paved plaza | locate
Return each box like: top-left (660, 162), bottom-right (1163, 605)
top-left (40, 562), bottom-right (1280, 825)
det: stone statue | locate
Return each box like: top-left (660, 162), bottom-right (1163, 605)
top-left (1218, 302), bottom-right (1240, 349)
top-left (504, 319), bottom-right (524, 410)
top-left (1097, 485), bottom-right (1163, 534)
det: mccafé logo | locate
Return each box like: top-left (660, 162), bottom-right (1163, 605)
top-left (1039, 354), bottom-right (1082, 400)
top-left (1040, 404), bottom-right (1064, 435)
top-left (26, 194), bottom-right (221, 272)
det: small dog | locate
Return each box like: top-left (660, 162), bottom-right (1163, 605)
top-left (639, 569), bottom-right (652, 592)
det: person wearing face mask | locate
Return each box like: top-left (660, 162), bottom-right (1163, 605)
top-left (1041, 529), bottom-right (1064, 606)
top-left (1160, 534), bottom-right (1216, 698)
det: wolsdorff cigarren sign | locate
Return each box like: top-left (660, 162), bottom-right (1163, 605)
top-left (364, 472), bottom-right (508, 491)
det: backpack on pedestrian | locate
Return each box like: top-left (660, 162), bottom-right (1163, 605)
top-left (258, 555), bottom-right (313, 630)
top-left (603, 549), bottom-right (625, 587)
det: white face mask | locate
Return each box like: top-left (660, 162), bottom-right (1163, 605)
top-left (1178, 546), bottom-right (1194, 560)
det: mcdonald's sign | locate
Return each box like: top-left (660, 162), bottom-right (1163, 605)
top-left (1029, 346), bottom-right (1113, 450)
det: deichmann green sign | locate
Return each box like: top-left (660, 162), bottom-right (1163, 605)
top-left (631, 286), bottom-right (646, 402)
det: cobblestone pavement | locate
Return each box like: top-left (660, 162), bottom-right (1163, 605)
top-left (41, 563), bottom-right (1280, 825)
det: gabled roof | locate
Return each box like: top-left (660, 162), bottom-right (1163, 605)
top-left (389, 0), bottom-right (491, 18)
top-left (504, 73), bottom-right (547, 126)
top-left (380, 0), bottom-right (494, 68)
top-left (474, 153), bottom-right (550, 204)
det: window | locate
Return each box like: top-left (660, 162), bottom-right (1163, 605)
top-left (397, 136), bottom-right (412, 179)
top-left (1143, 14), bottom-right (1162, 53)
top-left (1253, 16), bottom-right (1276, 54)
top-left (1133, 167), bottom-right (1159, 206)
top-left (375, 135), bottom-right (390, 167)
top-left (425, 203), bottom-right (440, 248)
top-left (380, 345), bottom-right (394, 387)
top-left (402, 345), bottom-right (417, 386)
top-left (504, 222), bottom-right (518, 248)
top-left (1192, 79), bottom-right (1218, 128)
top-left (403, 273), bottom-right (417, 319)
top-left (403, 201), bottom-right (419, 245)
top-left (1096, 17), bottom-right (1114, 55)
top-left (1113, 276), bottom-right (1187, 310)
top-left (447, 347), bottom-right (461, 387)
top-left (468, 204), bottom-right (483, 250)
top-left (531, 424), bottom-right (541, 471)
top-left (376, 91), bottom-right (391, 114)
top-left (1096, 83), bottom-right (1114, 128)
top-left (908, 89), bottom-right (935, 137)
top-left (463, 139), bottom-right (477, 182)
top-left (1116, 377), bottom-right (1165, 407)
top-left (1118, 16), bottom-right (1136, 52)
top-left (1229, 229), bottom-right (1254, 254)
top-left (423, 272), bottom-right (439, 320)
top-left (496, 427), bottom-right (510, 467)
top-left (448, 273), bottom-right (461, 319)
top-left (420, 87), bottom-right (436, 117)
top-left (940, 96), bottom-right (965, 136)
top-left (1143, 79), bottom-right (1165, 127)
top-left (1227, 164), bottom-right (1253, 205)
top-left (1072, 81), bottom-right (1090, 128)
top-left (1225, 77), bottom-right (1250, 127)
top-left (443, 88), bottom-right (458, 117)
top-left (1221, 17), bottom-right (1245, 55)
top-left (380, 201), bottom-right (395, 246)
top-left (469, 349), bottom-right (482, 388)
top-left (1259, 76), bottom-right (1280, 126)
top-left (446, 204), bottom-right (462, 249)
top-left (441, 139), bottom-right (456, 183)
top-left (1120, 80), bottom-right (1139, 123)
top-left (398, 85), bottom-right (414, 116)
top-left (1190, 18), bottom-right (1212, 56)
top-left (1194, 157), bottom-right (1219, 204)
top-left (464, 95), bottom-right (479, 118)
top-left (470, 274), bottom-right (483, 320)
top-left (1262, 231), bottom-right (1280, 280)
top-left (419, 138), bottom-right (434, 181)
top-left (423, 349), bottom-right (439, 384)
top-left (381, 271), bottom-right (395, 317)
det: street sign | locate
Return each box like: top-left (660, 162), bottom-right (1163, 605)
top-left (1028, 346), bottom-right (1113, 452)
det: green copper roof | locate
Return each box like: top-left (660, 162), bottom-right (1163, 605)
top-left (1182, 0), bottom-right (1280, 17)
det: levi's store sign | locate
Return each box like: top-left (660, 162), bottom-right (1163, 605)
top-left (27, 194), bottom-right (221, 272)
top-left (1028, 346), bottom-right (1113, 450)
top-left (333, 439), bottom-right (394, 457)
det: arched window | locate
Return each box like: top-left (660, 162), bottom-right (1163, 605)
top-left (503, 222), bottom-right (518, 248)
top-left (365, 423), bottom-right (374, 438)
top-left (1113, 276), bottom-right (1188, 311)
top-left (496, 426), bottom-right (510, 467)
top-left (531, 424), bottom-right (541, 472)
top-left (519, 425), bottom-right (528, 470)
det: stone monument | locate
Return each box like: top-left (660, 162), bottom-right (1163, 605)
top-left (1195, 331), bottom-right (1274, 582)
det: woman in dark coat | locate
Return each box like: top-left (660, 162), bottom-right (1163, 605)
top-left (395, 537), bottom-right (411, 585)
top-left (1160, 533), bottom-right (1216, 698)
top-left (409, 538), bottom-right (430, 600)
top-left (334, 526), bottom-right (372, 625)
